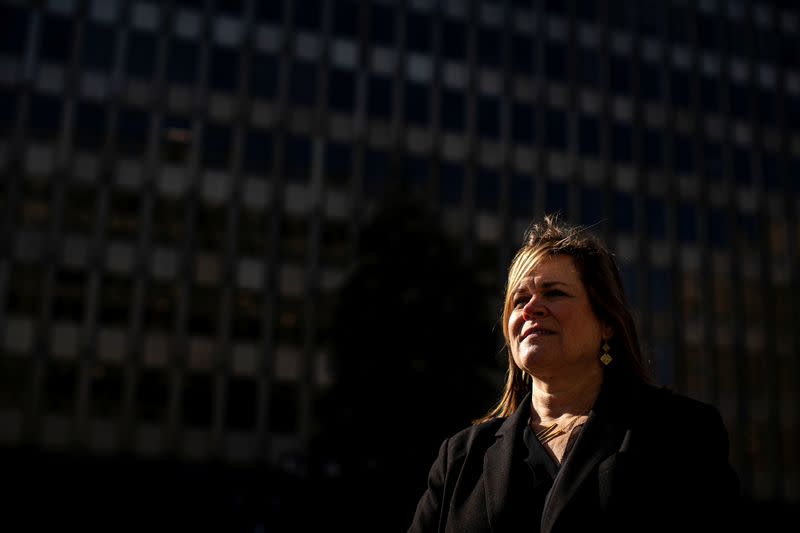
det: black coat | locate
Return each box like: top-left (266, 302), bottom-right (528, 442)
top-left (408, 377), bottom-right (742, 533)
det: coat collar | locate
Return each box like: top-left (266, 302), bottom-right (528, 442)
top-left (483, 376), bottom-right (641, 533)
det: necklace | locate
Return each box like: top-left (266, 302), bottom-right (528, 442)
top-left (533, 413), bottom-right (587, 445)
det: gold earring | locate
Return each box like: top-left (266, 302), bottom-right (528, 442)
top-left (600, 342), bottom-right (612, 365)
top-left (520, 369), bottom-right (529, 383)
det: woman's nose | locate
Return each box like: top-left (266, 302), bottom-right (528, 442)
top-left (522, 296), bottom-right (545, 319)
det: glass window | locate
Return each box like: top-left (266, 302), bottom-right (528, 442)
top-left (251, 52), bottom-right (279, 101)
top-left (578, 48), bottom-right (600, 87)
top-left (100, 274), bottom-right (133, 326)
top-left (512, 34), bottom-right (534, 74)
top-left (275, 296), bottom-right (303, 345)
top-left (732, 146), bottom-right (751, 185)
top-left (678, 201), bottom-right (697, 242)
top-left (619, 260), bottom-right (637, 306)
top-left (441, 88), bottom-right (465, 132)
top-left (269, 381), bottom-right (299, 433)
top-left (640, 63), bottom-right (662, 102)
top-left (189, 285), bottom-right (220, 334)
top-left (167, 38), bottom-right (199, 85)
top-left (700, 76), bottom-right (719, 114)
top-left (697, 13), bottom-right (719, 51)
top-left (545, 180), bottom-right (568, 216)
top-left (609, 0), bottom-right (635, 30)
top-left (44, 360), bottom-right (77, 414)
top-left (243, 128), bottom-right (273, 176)
top-left (612, 122), bottom-right (632, 164)
top-left (202, 122), bottom-right (232, 169)
top-left (117, 106), bottom-right (149, 157)
top-left (152, 195), bottom-right (187, 246)
top-left (0, 357), bottom-right (29, 409)
top-left (232, 288), bottom-right (263, 340)
top-left (639, 0), bottom-right (664, 38)
top-left (545, 42), bottom-right (566, 82)
top-left (370, 3), bottom-right (395, 47)
top-left (137, 369), bottom-right (168, 421)
top-left (643, 128), bottom-right (663, 170)
top-left (333, 0), bottom-right (359, 39)
top-left (226, 377), bottom-right (258, 430)
top-left (737, 212), bottom-right (758, 246)
top-left (75, 101), bottom-right (107, 151)
top-left (405, 81), bottom-right (430, 125)
top-left (440, 162), bottom-right (463, 206)
top-left (0, 4), bottom-right (29, 56)
top-left (761, 152), bottom-right (779, 191)
top-left (196, 202), bottom-right (227, 251)
top-left (545, 108), bottom-right (567, 150)
top-left (285, 134), bottom-right (312, 182)
top-left (475, 167), bottom-right (499, 212)
top-left (729, 84), bottom-right (749, 119)
top-left (209, 46), bottom-right (239, 92)
top-left (329, 68), bottom-right (356, 112)
top-left (161, 114), bottom-right (192, 163)
top-left (670, 70), bottom-right (690, 109)
top-left (441, 18), bottom-right (466, 60)
top-left (39, 13), bottom-right (73, 63)
top-left (477, 96), bottom-right (500, 139)
top-left (363, 148), bottom-right (388, 197)
top-left (126, 30), bottom-right (158, 79)
top-left (407, 12), bottom-right (432, 54)
top-left (614, 191), bottom-right (635, 232)
top-left (646, 196), bottom-right (666, 239)
top-left (28, 92), bottom-right (62, 141)
top-left (478, 27), bottom-right (502, 68)
top-left (18, 177), bottom-right (51, 230)
top-left (256, 1), bottom-right (283, 23)
top-left (144, 280), bottom-right (177, 331)
top-left (578, 115), bottom-right (599, 157)
top-left (649, 268), bottom-right (671, 312)
top-left (82, 22), bottom-right (116, 71)
top-left (758, 88), bottom-right (775, 124)
top-left (511, 173), bottom-right (534, 216)
top-left (610, 56), bottom-right (630, 95)
top-left (368, 74), bottom-right (392, 119)
top-left (324, 141), bottom-right (352, 188)
top-left (579, 185), bottom-right (603, 226)
top-left (512, 102), bottom-right (535, 144)
top-left (405, 155), bottom-right (429, 191)
top-left (668, 4), bottom-right (690, 44)
top-left (182, 372), bottom-right (214, 427)
top-left (674, 134), bottom-right (693, 175)
top-left (107, 188), bottom-right (141, 240)
top-left (289, 60), bottom-right (318, 107)
top-left (576, 1), bottom-right (597, 21)
top-left (64, 183), bottom-right (96, 234)
top-left (0, 88), bottom-right (16, 136)
top-left (703, 140), bottom-right (723, 181)
top-left (217, 0), bottom-right (245, 15)
top-left (294, 0), bottom-right (322, 31)
top-left (6, 263), bottom-right (43, 316)
top-left (52, 267), bottom-right (87, 320)
top-left (710, 208), bottom-right (728, 249)
top-left (321, 219), bottom-right (351, 268)
top-left (237, 208), bottom-right (268, 257)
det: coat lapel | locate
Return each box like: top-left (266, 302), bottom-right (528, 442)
top-left (540, 378), bottom-right (637, 533)
top-left (483, 393), bottom-right (532, 532)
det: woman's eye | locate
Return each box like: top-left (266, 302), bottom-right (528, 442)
top-left (513, 297), bottom-right (528, 308)
top-left (546, 290), bottom-right (565, 297)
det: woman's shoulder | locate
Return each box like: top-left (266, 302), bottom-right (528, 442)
top-left (636, 383), bottom-right (726, 424)
top-left (442, 418), bottom-right (508, 457)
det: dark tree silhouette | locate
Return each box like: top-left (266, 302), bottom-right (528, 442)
top-left (310, 192), bottom-right (501, 531)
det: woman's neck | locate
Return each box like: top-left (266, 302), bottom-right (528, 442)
top-left (529, 368), bottom-right (603, 425)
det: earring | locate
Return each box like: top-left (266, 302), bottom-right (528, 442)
top-left (520, 369), bottom-right (530, 383)
top-left (600, 342), bottom-right (613, 365)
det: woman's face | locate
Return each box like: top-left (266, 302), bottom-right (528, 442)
top-left (508, 254), bottom-right (609, 380)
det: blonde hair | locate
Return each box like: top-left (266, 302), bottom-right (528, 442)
top-left (475, 214), bottom-right (653, 423)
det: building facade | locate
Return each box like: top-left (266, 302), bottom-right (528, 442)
top-left (0, 0), bottom-right (798, 507)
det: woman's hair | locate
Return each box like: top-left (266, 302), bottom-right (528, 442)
top-left (476, 214), bottom-right (653, 423)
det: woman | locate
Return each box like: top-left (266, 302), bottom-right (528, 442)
top-left (408, 215), bottom-right (741, 533)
